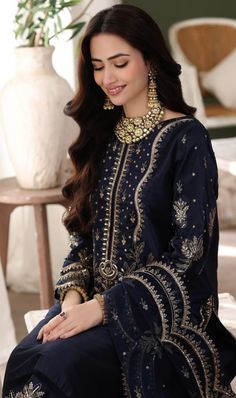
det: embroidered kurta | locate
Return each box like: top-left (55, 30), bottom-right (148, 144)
top-left (55, 116), bottom-right (236, 397)
top-left (3, 116), bottom-right (236, 398)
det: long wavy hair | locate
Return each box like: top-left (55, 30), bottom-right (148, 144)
top-left (62, 4), bottom-right (196, 237)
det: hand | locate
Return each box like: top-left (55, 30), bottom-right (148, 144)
top-left (37, 299), bottom-right (103, 343)
top-left (61, 289), bottom-right (82, 311)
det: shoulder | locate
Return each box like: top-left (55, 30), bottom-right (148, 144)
top-left (161, 114), bottom-right (209, 145)
top-left (170, 118), bottom-right (215, 165)
top-left (158, 114), bottom-right (213, 158)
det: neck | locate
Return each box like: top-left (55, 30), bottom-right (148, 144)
top-left (123, 105), bottom-right (149, 118)
top-left (123, 91), bottom-right (149, 118)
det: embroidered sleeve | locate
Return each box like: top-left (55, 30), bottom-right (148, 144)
top-left (54, 232), bottom-right (93, 302)
top-left (159, 125), bottom-right (218, 274)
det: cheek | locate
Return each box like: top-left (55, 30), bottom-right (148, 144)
top-left (126, 62), bottom-right (148, 84)
top-left (93, 72), bottom-right (103, 88)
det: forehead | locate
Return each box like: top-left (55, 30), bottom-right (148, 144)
top-left (90, 33), bottom-right (137, 59)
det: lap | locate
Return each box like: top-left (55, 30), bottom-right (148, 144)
top-left (4, 303), bottom-right (123, 398)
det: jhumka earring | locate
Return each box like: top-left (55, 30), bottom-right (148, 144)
top-left (103, 95), bottom-right (114, 110)
top-left (147, 69), bottom-right (161, 109)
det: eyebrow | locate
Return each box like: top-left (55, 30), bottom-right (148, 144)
top-left (91, 53), bottom-right (130, 62)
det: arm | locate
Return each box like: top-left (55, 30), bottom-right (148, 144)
top-left (38, 232), bottom-right (102, 342)
top-left (54, 231), bottom-right (93, 304)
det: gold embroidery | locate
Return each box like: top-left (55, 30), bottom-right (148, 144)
top-left (69, 231), bottom-right (80, 248)
top-left (181, 134), bottom-right (187, 144)
top-left (55, 248), bottom-right (93, 300)
top-left (181, 235), bottom-right (203, 262)
top-left (98, 260), bottom-right (119, 281)
top-left (208, 208), bottom-right (216, 238)
top-left (200, 296), bottom-right (213, 329)
top-left (130, 212), bottom-right (136, 223)
top-left (134, 119), bottom-right (192, 243)
top-left (141, 161), bottom-right (147, 173)
top-left (121, 372), bottom-right (132, 398)
top-left (134, 386), bottom-right (142, 398)
top-left (95, 228), bottom-right (100, 241)
top-left (7, 382), bottom-right (45, 397)
top-left (122, 191), bottom-right (127, 202)
top-left (98, 143), bottom-right (134, 286)
top-left (173, 198), bottom-right (189, 228)
top-left (60, 285), bottom-right (88, 303)
top-left (122, 261), bottom-right (235, 397)
top-left (176, 179), bottom-right (183, 194)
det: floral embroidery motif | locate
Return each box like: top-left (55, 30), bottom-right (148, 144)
top-left (176, 179), bottom-right (183, 194)
top-left (181, 235), bottom-right (203, 262)
top-left (141, 161), bottom-right (147, 173)
top-left (7, 382), bottom-right (45, 398)
top-left (140, 297), bottom-right (148, 310)
top-left (69, 231), bottom-right (80, 248)
top-left (95, 228), bottom-right (100, 241)
top-left (181, 366), bottom-right (190, 378)
top-left (173, 198), bottom-right (189, 228)
top-left (122, 191), bottom-right (127, 202)
top-left (208, 208), bottom-right (216, 237)
top-left (99, 187), bottom-right (105, 198)
top-left (134, 386), bottom-right (142, 398)
top-left (181, 134), bottom-right (187, 144)
top-left (130, 212), bottom-right (136, 223)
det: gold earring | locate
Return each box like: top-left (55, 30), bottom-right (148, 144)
top-left (103, 96), bottom-right (114, 110)
top-left (147, 69), bottom-right (161, 109)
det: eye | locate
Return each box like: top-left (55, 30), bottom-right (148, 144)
top-left (93, 66), bottom-right (104, 71)
top-left (115, 61), bottom-right (128, 68)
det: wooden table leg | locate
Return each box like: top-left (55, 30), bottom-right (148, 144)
top-left (34, 204), bottom-right (54, 309)
top-left (0, 204), bottom-right (16, 277)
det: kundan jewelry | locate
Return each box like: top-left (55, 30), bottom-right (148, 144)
top-left (103, 95), bottom-right (114, 110)
top-left (114, 69), bottom-right (164, 144)
top-left (147, 69), bottom-right (160, 109)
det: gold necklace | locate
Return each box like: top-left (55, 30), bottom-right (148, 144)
top-left (114, 104), bottom-right (165, 144)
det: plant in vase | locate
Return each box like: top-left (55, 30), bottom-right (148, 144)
top-left (0, 0), bottom-right (94, 189)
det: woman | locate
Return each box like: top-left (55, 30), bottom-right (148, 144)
top-left (3, 4), bottom-right (236, 398)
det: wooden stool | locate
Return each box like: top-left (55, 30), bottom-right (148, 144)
top-left (0, 177), bottom-right (67, 309)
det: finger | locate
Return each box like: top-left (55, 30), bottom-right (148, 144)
top-left (37, 326), bottom-right (44, 340)
top-left (60, 327), bottom-right (80, 339)
top-left (46, 321), bottom-right (74, 341)
top-left (43, 313), bottom-right (65, 335)
top-left (42, 331), bottom-right (51, 344)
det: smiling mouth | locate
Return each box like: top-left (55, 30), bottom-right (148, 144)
top-left (107, 85), bottom-right (126, 96)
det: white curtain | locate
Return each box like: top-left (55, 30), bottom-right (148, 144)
top-left (0, 0), bottom-right (121, 365)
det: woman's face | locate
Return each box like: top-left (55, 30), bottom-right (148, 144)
top-left (90, 33), bottom-right (150, 116)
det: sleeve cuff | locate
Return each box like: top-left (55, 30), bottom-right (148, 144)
top-left (94, 293), bottom-right (107, 325)
top-left (57, 285), bottom-right (89, 304)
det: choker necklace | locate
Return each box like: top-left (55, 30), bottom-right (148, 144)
top-left (114, 104), bottom-right (165, 144)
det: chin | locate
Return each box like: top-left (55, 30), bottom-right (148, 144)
top-left (111, 99), bottom-right (125, 107)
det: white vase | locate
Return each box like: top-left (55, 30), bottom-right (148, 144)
top-left (0, 46), bottom-right (74, 189)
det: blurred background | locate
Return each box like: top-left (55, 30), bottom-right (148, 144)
top-left (0, 0), bottom-right (236, 390)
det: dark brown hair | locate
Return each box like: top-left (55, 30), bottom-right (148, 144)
top-left (62, 4), bottom-right (196, 237)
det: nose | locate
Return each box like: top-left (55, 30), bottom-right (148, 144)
top-left (102, 67), bottom-right (116, 87)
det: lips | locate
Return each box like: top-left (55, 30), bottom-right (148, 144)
top-left (106, 85), bottom-right (126, 96)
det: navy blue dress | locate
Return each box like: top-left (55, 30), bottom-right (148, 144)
top-left (3, 116), bottom-right (236, 398)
